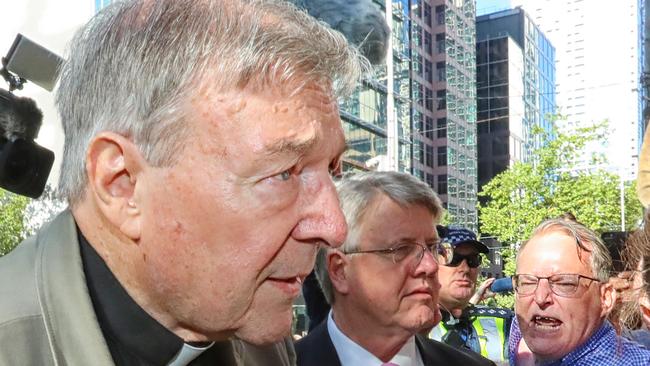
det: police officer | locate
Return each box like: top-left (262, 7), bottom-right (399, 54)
top-left (428, 226), bottom-right (512, 363)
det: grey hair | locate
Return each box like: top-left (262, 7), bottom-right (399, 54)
top-left (56, 0), bottom-right (370, 205)
top-left (316, 171), bottom-right (443, 305)
top-left (518, 219), bottom-right (612, 282)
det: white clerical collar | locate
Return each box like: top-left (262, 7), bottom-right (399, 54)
top-left (167, 342), bottom-right (215, 366)
top-left (327, 310), bottom-right (423, 366)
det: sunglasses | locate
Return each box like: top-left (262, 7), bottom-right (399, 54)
top-left (445, 252), bottom-right (482, 268)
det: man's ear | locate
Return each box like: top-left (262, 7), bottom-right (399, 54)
top-left (600, 282), bottom-right (616, 317)
top-left (85, 131), bottom-right (145, 241)
top-left (328, 250), bottom-right (350, 295)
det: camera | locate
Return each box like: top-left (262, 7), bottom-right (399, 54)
top-left (0, 34), bottom-right (62, 198)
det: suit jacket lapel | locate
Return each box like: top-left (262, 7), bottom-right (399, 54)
top-left (415, 334), bottom-right (443, 365)
top-left (300, 321), bottom-right (342, 366)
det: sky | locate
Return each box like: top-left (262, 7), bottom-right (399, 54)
top-left (476, 0), bottom-right (511, 16)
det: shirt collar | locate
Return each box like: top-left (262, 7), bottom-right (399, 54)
top-left (79, 228), bottom-right (211, 365)
top-left (327, 311), bottom-right (423, 366)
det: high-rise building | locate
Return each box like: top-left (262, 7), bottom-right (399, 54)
top-left (411, 0), bottom-right (478, 231)
top-left (340, 0), bottom-right (413, 174)
top-left (475, 8), bottom-right (557, 190)
top-left (512, 0), bottom-right (643, 180)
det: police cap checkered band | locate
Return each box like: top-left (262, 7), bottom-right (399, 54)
top-left (438, 226), bottom-right (489, 253)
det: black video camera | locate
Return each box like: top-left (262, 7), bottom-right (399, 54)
top-left (0, 34), bottom-right (62, 198)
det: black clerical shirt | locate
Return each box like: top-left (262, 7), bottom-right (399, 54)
top-left (79, 229), bottom-right (237, 366)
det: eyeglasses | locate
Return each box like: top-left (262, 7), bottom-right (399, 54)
top-left (344, 241), bottom-right (454, 266)
top-left (513, 273), bottom-right (601, 298)
top-left (445, 252), bottom-right (482, 268)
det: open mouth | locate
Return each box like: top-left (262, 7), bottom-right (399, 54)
top-left (532, 315), bottom-right (562, 330)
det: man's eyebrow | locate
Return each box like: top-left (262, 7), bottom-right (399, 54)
top-left (263, 134), bottom-right (319, 157)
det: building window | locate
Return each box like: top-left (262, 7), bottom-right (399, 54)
top-left (436, 61), bottom-right (446, 82)
top-left (424, 31), bottom-right (432, 56)
top-left (424, 3), bottom-right (432, 27)
top-left (413, 110), bottom-right (423, 132)
top-left (425, 88), bottom-right (434, 111)
top-left (437, 146), bottom-right (447, 166)
top-left (425, 145), bottom-right (434, 168)
top-left (413, 52), bottom-right (423, 76)
top-left (414, 141), bottom-right (424, 163)
top-left (413, 81), bottom-right (423, 106)
top-left (437, 118), bottom-right (447, 138)
top-left (425, 116), bottom-right (434, 140)
top-left (436, 90), bottom-right (446, 110)
top-left (438, 174), bottom-right (448, 195)
top-left (435, 5), bottom-right (445, 25)
top-left (412, 0), bottom-right (421, 18)
top-left (413, 24), bottom-right (423, 47)
top-left (426, 173), bottom-right (435, 188)
top-left (436, 33), bottom-right (445, 54)
top-left (424, 60), bottom-right (433, 83)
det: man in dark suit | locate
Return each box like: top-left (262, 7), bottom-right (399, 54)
top-left (295, 171), bottom-right (494, 366)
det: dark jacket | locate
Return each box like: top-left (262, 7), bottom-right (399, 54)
top-left (295, 320), bottom-right (495, 366)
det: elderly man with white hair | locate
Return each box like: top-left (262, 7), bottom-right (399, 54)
top-left (509, 219), bottom-right (650, 365)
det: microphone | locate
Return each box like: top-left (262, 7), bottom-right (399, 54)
top-left (0, 88), bottom-right (43, 140)
top-left (490, 277), bottom-right (514, 294)
top-left (289, 0), bottom-right (390, 65)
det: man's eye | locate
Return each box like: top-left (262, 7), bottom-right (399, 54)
top-left (275, 170), bottom-right (292, 181)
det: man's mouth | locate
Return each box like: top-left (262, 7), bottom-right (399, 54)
top-left (454, 279), bottom-right (472, 286)
top-left (531, 315), bottom-right (562, 330)
top-left (267, 276), bottom-right (304, 297)
top-left (405, 286), bottom-right (434, 300)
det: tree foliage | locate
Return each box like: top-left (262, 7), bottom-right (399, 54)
top-left (479, 122), bottom-right (642, 248)
top-left (0, 185), bottom-right (66, 257)
top-left (0, 189), bottom-right (29, 256)
top-left (477, 122), bottom-right (643, 308)
top-left (478, 122), bottom-right (643, 307)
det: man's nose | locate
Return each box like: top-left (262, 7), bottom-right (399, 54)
top-left (293, 175), bottom-right (347, 248)
top-left (534, 279), bottom-right (554, 306)
top-left (456, 257), bottom-right (470, 271)
top-left (413, 248), bottom-right (439, 277)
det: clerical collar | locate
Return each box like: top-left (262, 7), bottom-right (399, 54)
top-left (79, 228), bottom-right (213, 365)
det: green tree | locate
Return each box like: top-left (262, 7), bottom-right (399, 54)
top-left (0, 189), bottom-right (29, 256)
top-left (478, 122), bottom-right (643, 307)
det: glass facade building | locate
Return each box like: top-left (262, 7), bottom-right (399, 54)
top-left (411, 0), bottom-right (478, 231)
top-left (340, 0), bottom-right (413, 174)
top-left (476, 8), bottom-right (556, 190)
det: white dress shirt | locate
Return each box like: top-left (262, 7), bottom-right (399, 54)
top-left (327, 311), bottom-right (425, 366)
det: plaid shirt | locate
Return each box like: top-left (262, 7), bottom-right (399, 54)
top-left (508, 319), bottom-right (650, 365)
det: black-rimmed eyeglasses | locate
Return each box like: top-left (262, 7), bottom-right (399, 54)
top-left (513, 273), bottom-right (601, 298)
top-left (343, 241), bottom-right (454, 266)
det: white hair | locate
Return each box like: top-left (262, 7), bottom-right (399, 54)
top-left (56, 0), bottom-right (369, 205)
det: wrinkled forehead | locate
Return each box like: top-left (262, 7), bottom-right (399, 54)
top-left (518, 229), bottom-right (593, 271)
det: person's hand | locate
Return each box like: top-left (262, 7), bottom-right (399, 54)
top-left (610, 271), bottom-right (633, 303)
top-left (469, 278), bottom-right (496, 305)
